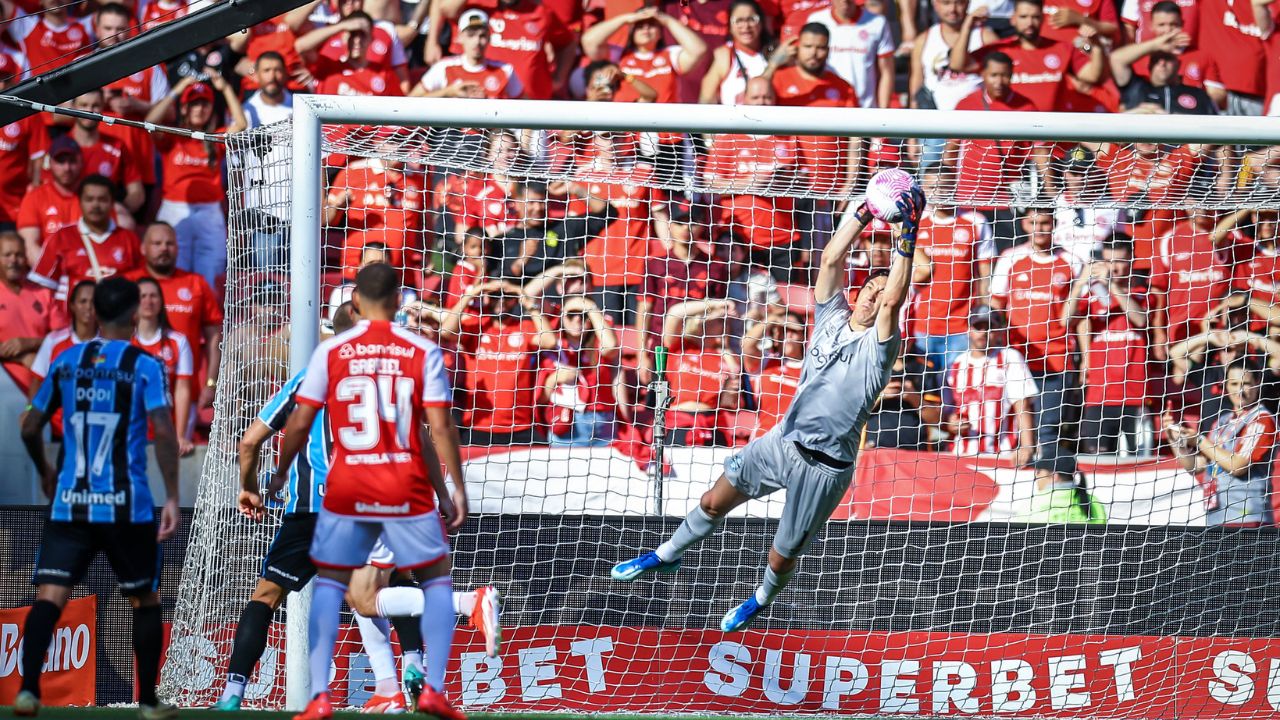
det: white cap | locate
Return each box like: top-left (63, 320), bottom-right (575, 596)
top-left (458, 8), bottom-right (489, 31)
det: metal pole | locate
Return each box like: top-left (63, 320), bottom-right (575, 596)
top-left (648, 347), bottom-right (670, 516)
top-left (284, 97), bottom-right (323, 711)
top-left (288, 95), bottom-right (1280, 145)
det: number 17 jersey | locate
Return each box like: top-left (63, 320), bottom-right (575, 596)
top-left (295, 319), bottom-right (451, 519)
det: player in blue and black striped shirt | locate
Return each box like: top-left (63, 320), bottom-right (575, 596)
top-left (19, 278), bottom-right (180, 719)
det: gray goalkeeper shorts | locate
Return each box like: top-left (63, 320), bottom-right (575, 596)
top-left (723, 427), bottom-right (855, 559)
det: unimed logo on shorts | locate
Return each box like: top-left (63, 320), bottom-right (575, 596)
top-left (0, 597), bottom-right (96, 705)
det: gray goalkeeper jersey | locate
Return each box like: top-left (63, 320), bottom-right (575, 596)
top-left (779, 293), bottom-right (901, 464)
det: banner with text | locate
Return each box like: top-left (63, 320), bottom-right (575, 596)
top-left (0, 596), bottom-right (96, 707)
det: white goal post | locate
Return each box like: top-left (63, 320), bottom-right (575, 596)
top-left (162, 94), bottom-right (1280, 715)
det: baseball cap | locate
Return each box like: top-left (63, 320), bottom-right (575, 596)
top-left (968, 304), bottom-right (1005, 328)
top-left (458, 8), bottom-right (489, 31)
top-left (181, 81), bottom-right (215, 105)
top-left (49, 134), bottom-right (82, 160)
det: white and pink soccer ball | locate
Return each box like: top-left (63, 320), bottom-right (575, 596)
top-left (864, 169), bottom-right (921, 223)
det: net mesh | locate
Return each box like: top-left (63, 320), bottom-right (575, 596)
top-left (161, 116), bottom-right (1280, 715)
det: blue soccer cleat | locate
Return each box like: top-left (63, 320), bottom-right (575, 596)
top-left (610, 551), bottom-right (681, 581)
top-left (720, 596), bottom-right (765, 632)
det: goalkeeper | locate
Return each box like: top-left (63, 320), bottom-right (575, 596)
top-left (612, 186), bottom-right (925, 632)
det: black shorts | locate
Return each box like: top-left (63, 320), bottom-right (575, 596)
top-left (261, 513), bottom-right (318, 592)
top-left (33, 520), bottom-right (160, 597)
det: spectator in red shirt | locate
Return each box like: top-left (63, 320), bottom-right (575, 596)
top-left (1064, 235), bottom-right (1153, 454)
top-left (1095, 140), bottom-right (1207, 206)
top-left (569, 125), bottom-right (669, 326)
top-left (63, 89), bottom-right (145, 215)
top-left (636, 204), bottom-right (732, 356)
top-left (661, 298), bottom-right (743, 446)
top-left (1199, 0), bottom-right (1274, 115)
top-left (0, 232), bottom-right (51, 388)
top-left (296, 0), bottom-right (411, 93)
top-left (127, 222), bottom-right (223, 410)
top-left (96, 3), bottom-right (171, 120)
top-left (1123, 0), bottom-right (1200, 44)
top-left (951, 0), bottom-right (1106, 113)
top-left (133, 276), bottom-right (195, 455)
top-left (1151, 209), bottom-right (1240, 349)
top-left (704, 77), bottom-right (801, 281)
top-left (912, 165), bottom-right (997, 387)
top-left (744, 307), bottom-right (807, 433)
top-left (17, 136), bottom-right (83, 265)
top-left (440, 279), bottom-right (558, 445)
top-left (1111, 2), bottom-right (1226, 107)
top-left (581, 7), bottom-right (709, 103)
top-left (313, 13), bottom-right (403, 96)
top-left (30, 279), bottom-right (99, 407)
top-left (2, 0), bottom-right (91, 74)
top-left (430, 0), bottom-right (578, 100)
top-left (229, 9), bottom-right (316, 93)
top-left (945, 52), bottom-right (1040, 209)
top-left (29, 175), bottom-right (141, 328)
top-left (0, 53), bottom-right (43, 233)
top-left (1229, 209), bottom-right (1280, 307)
top-left (412, 9), bottom-right (525, 99)
top-left (147, 75), bottom-right (247, 292)
top-left (325, 153), bottom-right (427, 277)
top-left (990, 207), bottom-right (1079, 455)
top-left (545, 296), bottom-right (627, 446)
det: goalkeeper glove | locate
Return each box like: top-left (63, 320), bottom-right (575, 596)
top-left (894, 188), bottom-right (925, 258)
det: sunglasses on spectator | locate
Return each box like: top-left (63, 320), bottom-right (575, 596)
top-left (732, 15), bottom-right (761, 25)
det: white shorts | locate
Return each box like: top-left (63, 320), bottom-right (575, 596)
top-left (311, 509), bottom-right (449, 571)
top-left (367, 537), bottom-right (396, 569)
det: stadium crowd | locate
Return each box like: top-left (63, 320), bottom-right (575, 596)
top-left (3, 0), bottom-right (1280, 524)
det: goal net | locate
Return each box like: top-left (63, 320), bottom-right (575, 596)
top-left (161, 98), bottom-right (1280, 717)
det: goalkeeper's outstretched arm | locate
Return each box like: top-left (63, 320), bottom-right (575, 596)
top-left (814, 205), bottom-right (875, 304)
top-left (877, 191), bottom-right (926, 342)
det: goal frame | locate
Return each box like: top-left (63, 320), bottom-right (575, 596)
top-left (283, 95), bottom-right (1280, 709)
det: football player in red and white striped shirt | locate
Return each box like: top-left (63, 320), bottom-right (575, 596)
top-left (943, 305), bottom-right (1038, 464)
top-left (413, 9), bottom-right (524, 99)
top-left (273, 263), bottom-right (466, 720)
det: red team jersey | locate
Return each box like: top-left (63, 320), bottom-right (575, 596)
top-left (1237, 248), bottom-right (1280, 306)
top-left (454, 0), bottom-right (575, 100)
top-left (456, 314), bottom-right (541, 433)
top-left (139, 0), bottom-right (190, 31)
top-left (132, 329), bottom-right (194, 389)
top-left (772, 65), bottom-right (858, 194)
top-left (1151, 222), bottom-right (1235, 342)
top-left (77, 137), bottom-right (142, 192)
top-left (578, 166), bottom-right (665, 287)
top-left (1123, 0), bottom-right (1200, 42)
top-left (755, 358), bottom-right (803, 432)
top-left (912, 212), bottom-right (994, 336)
top-left (953, 89), bottom-right (1037, 207)
top-left (29, 221), bottom-right (142, 293)
top-left (973, 38), bottom-right (1089, 111)
top-left (418, 56), bottom-right (523, 98)
top-left (616, 47), bottom-right (683, 104)
top-left (668, 345), bottom-right (730, 407)
top-left (7, 13), bottom-right (90, 74)
top-left (1198, 0), bottom-right (1272, 95)
top-left (991, 247), bottom-right (1076, 373)
top-left (297, 319), bottom-right (452, 518)
top-left (316, 21), bottom-right (406, 74)
top-left (1040, 0), bottom-right (1120, 43)
top-left (705, 133), bottom-right (800, 248)
top-left (319, 66), bottom-right (402, 97)
top-left (126, 267), bottom-right (222, 372)
top-left (1077, 281), bottom-right (1151, 406)
top-left (1099, 145), bottom-right (1201, 205)
top-left (17, 183), bottom-right (81, 240)
top-left (0, 115), bottom-right (43, 226)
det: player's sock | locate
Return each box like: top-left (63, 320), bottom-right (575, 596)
top-left (375, 586), bottom-right (425, 617)
top-left (656, 506), bottom-right (722, 562)
top-left (309, 577), bottom-right (347, 697)
top-left (753, 566), bottom-right (795, 607)
top-left (20, 600), bottom-right (61, 695)
top-left (223, 600), bottom-right (274, 700)
top-left (419, 577), bottom-right (455, 693)
top-left (354, 613), bottom-right (400, 696)
top-left (390, 615), bottom-right (424, 668)
top-left (133, 605), bottom-right (164, 706)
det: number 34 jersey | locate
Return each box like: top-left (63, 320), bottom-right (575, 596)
top-left (296, 319), bottom-right (451, 519)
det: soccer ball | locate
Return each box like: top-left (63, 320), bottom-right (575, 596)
top-left (864, 169), bottom-right (921, 223)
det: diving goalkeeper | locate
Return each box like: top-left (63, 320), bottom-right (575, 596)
top-left (611, 185), bottom-right (925, 632)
